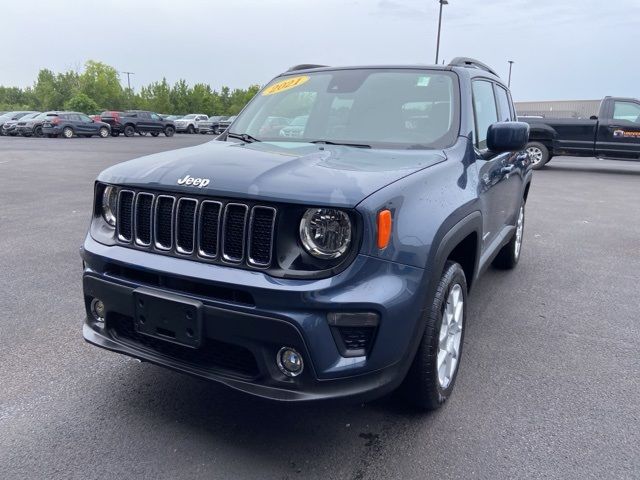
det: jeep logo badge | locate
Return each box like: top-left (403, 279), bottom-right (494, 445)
top-left (177, 174), bottom-right (210, 188)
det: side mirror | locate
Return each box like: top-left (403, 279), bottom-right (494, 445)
top-left (589, 115), bottom-right (598, 120)
top-left (487, 121), bottom-right (529, 153)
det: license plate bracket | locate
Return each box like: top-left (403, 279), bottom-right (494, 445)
top-left (133, 288), bottom-right (203, 349)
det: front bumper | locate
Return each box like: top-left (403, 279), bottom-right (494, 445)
top-left (81, 235), bottom-right (427, 402)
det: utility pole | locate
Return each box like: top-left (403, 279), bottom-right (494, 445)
top-left (507, 61), bottom-right (514, 88)
top-left (435, 0), bottom-right (449, 64)
top-left (121, 71), bottom-right (135, 108)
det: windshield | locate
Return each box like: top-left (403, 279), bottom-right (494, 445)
top-left (231, 69), bottom-right (459, 149)
top-left (182, 114), bottom-right (197, 119)
top-left (21, 112), bottom-right (40, 120)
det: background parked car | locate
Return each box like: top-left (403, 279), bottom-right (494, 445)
top-left (0, 111), bottom-right (39, 135)
top-left (174, 114), bottom-right (209, 134)
top-left (41, 112), bottom-right (111, 138)
top-left (100, 110), bottom-right (175, 137)
top-left (258, 116), bottom-right (291, 137)
top-left (215, 115), bottom-right (236, 134)
top-left (17, 112), bottom-right (55, 137)
top-left (2, 112), bottom-right (41, 136)
top-left (197, 115), bottom-right (227, 134)
top-left (279, 115), bottom-right (309, 138)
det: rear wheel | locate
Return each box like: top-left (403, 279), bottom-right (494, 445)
top-left (99, 127), bottom-right (109, 138)
top-left (33, 126), bottom-right (43, 137)
top-left (123, 125), bottom-right (136, 137)
top-left (164, 126), bottom-right (175, 137)
top-left (526, 142), bottom-right (550, 170)
top-left (62, 127), bottom-right (74, 138)
top-left (493, 202), bottom-right (525, 269)
top-left (401, 261), bottom-right (467, 410)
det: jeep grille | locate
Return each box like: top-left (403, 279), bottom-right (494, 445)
top-left (116, 190), bottom-right (276, 269)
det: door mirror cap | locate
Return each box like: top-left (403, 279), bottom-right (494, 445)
top-left (487, 121), bottom-right (530, 153)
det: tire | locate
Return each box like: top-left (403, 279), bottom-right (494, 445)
top-left (401, 261), bottom-right (468, 410)
top-left (123, 125), bottom-right (136, 137)
top-left (62, 127), bottom-right (74, 139)
top-left (138, 131), bottom-right (148, 136)
top-left (493, 201), bottom-right (525, 270)
top-left (111, 131), bottom-right (120, 137)
top-left (33, 126), bottom-right (43, 138)
top-left (526, 142), bottom-right (550, 170)
top-left (150, 132), bottom-right (160, 137)
top-left (187, 124), bottom-right (195, 134)
top-left (164, 126), bottom-right (175, 137)
top-left (99, 127), bottom-right (109, 138)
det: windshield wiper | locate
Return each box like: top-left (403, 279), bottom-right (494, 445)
top-left (227, 132), bottom-right (261, 143)
top-left (309, 140), bottom-right (371, 149)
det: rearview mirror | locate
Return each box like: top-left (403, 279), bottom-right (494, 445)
top-left (487, 122), bottom-right (529, 153)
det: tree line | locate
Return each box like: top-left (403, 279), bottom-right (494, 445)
top-left (0, 60), bottom-right (261, 116)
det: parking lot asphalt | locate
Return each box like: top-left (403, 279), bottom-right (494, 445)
top-left (1, 135), bottom-right (638, 480)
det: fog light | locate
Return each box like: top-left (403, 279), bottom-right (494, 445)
top-left (277, 347), bottom-right (304, 377)
top-left (90, 298), bottom-right (106, 322)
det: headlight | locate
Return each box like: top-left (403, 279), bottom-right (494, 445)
top-left (102, 186), bottom-right (118, 227)
top-left (299, 208), bottom-right (352, 259)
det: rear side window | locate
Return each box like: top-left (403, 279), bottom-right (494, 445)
top-left (494, 85), bottom-right (514, 122)
top-left (613, 101), bottom-right (640, 123)
top-left (472, 80), bottom-right (498, 149)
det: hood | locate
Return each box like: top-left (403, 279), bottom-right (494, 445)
top-left (97, 140), bottom-right (446, 207)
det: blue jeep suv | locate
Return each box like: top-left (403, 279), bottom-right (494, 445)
top-left (82, 58), bottom-right (532, 409)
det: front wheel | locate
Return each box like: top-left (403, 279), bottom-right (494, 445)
top-left (99, 127), bottom-right (109, 138)
top-left (401, 261), bottom-right (467, 410)
top-left (62, 127), bottom-right (74, 138)
top-left (164, 126), bottom-right (175, 137)
top-left (33, 126), bottom-right (43, 137)
top-left (187, 124), bottom-right (195, 134)
top-left (123, 125), bottom-right (136, 137)
top-left (493, 202), bottom-right (525, 269)
top-left (526, 142), bottom-right (550, 170)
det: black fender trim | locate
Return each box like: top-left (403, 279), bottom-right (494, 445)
top-left (394, 211), bottom-right (483, 384)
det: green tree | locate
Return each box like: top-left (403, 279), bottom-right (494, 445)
top-left (79, 60), bottom-right (124, 110)
top-left (64, 93), bottom-right (100, 114)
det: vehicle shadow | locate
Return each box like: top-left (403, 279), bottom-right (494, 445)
top-left (99, 362), bottom-right (429, 474)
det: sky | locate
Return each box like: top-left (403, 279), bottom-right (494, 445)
top-left (1, 0), bottom-right (639, 101)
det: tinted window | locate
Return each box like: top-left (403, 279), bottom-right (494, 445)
top-left (79, 114), bottom-right (92, 122)
top-left (495, 85), bottom-right (513, 122)
top-left (472, 80), bottom-right (498, 149)
top-left (613, 101), bottom-right (640, 123)
top-left (150, 113), bottom-right (161, 120)
top-left (232, 69), bottom-right (459, 149)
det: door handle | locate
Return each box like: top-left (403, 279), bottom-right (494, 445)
top-left (501, 165), bottom-right (515, 175)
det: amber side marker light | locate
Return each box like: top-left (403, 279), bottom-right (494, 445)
top-left (377, 210), bottom-right (392, 249)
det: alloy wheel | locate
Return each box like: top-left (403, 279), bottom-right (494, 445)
top-left (437, 284), bottom-right (464, 389)
top-left (526, 146), bottom-right (543, 165)
top-left (514, 205), bottom-right (525, 259)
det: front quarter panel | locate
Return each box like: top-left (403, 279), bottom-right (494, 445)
top-left (357, 137), bottom-right (479, 270)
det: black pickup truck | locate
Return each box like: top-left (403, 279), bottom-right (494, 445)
top-left (522, 96), bottom-right (640, 169)
top-left (100, 110), bottom-right (176, 137)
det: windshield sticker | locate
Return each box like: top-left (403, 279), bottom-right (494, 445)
top-left (613, 129), bottom-right (640, 138)
top-left (416, 76), bottom-right (431, 87)
top-left (262, 76), bottom-right (310, 96)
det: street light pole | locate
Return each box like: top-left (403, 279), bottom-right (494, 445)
top-left (507, 61), bottom-right (514, 88)
top-left (435, 0), bottom-right (448, 64)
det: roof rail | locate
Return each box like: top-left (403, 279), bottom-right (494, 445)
top-left (448, 57), bottom-right (499, 77)
top-left (285, 64), bottom-right (328, 73)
